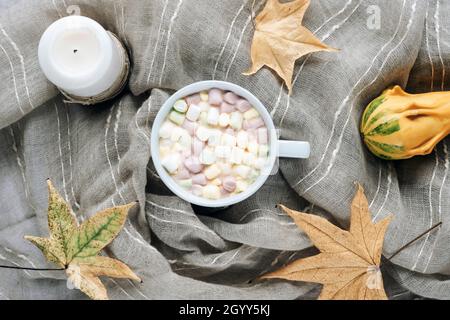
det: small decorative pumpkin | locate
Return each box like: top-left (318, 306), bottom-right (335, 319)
top-left (361, 85), bottom-right (450, 160)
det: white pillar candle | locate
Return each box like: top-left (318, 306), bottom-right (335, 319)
top-left (38, 16), bottom-right (128, 101)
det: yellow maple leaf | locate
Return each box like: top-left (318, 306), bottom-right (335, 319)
top-left (244, 0), bottom-right (337, 94)
top-left (25, 180), bottom-right (141, 300)
top-left (262, 183), bottom-right (392, 300)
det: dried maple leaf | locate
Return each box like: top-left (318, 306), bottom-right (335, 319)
top-left (25, 180), bottom-right (141, 300)
top-left (262, 183), bottom-right (392, 300)
top-left (244, 0), bottom-right (337, 94)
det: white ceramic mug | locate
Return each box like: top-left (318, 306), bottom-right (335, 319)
top-left (151, 81), bottom-right (310, 207)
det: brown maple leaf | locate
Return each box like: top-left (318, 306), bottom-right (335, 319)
top-left (262, 183), bottom-right (392, 300)
top-left (244, 0), bottom-right (337, 94)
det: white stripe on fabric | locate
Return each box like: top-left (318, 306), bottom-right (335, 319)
top-left (412, 149), bottom-right (439, 271)
top-left (105, 105), bottom-right (123, 206)
top-left (0, 251), bottom-right (31, 277)
top-left (280, 1), bottom-right (362, 124)
top-left (434, 1), bottom-right (445, 91)
top-left (52, 0), bottom-right (63, 18)
top-left (224, 1), bottom-right (265, 80)
top-left (271, 0), bottom-right (358, 117)
top-left (2, 247), bottom-right (46, 277)
top-left (8, 127), bottom-right (37, 214)
top-left (0, 24), bottom-right (34, 109)
top-left (158, 0), bottom-right (184, 85)
top-left (372, 163), bottom-right (393, 222)
top-left (147, 0), bottom-right (169, 85)
top-left (369, 164), bottom-right (383, 209)
top-left (0, 43), bottom-right (24, 114)
top-left (108, 279), bottom-right (135, 300)
top-left (146, 199), bottom-right (194, 217)
top-left (294, 0), bottom-right (407, 189)
top-left (55, 103), bottom-right (69, 202)
top-left (64, 104), bottom-right (81, 210)
top-left (424, 143), bottom-right (447, 272)
top-left (212, 0), bottom-right (248, 80)
top-left (301, 1), bottom-right (416, 194)
top-left (425, 1), bottom-right (435, 91)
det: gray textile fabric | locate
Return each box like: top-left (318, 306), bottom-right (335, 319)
top-left (0, 0), bottom-right (447, 300)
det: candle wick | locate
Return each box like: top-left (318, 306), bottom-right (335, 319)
top-left (73, 49), bottom-right (78, 54)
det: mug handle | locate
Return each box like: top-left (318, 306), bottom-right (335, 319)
top-left (277, 141), bottom-right (310, 159)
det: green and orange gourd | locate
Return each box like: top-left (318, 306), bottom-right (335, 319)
top-left (361, 86), bottom-right (450, 160)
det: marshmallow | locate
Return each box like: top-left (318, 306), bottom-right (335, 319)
top-left (215, 145), bottom-right (231, 159)
top-left (192, 138), bottom-right (205, 156)
top-left (159, 145), bottom-right (171, 158)
top-left (212, 178), bottom-right (222, 186)
top-left (161, 154), bottom-right (180, 174)
top-left (220, 187), bottom-right (231, 196)
top-left (182, 148), bottom-right (192, 158)
top-left (207, 107), bottom-right (220, 126)
top-left (159, 121), bottom-right (175, 139)
top-left (192, 185), bottom-right (204, 196)
top-left (170, 126), bottom-right (183, 142)
top-left (204, 164), bottom-right (221, 180)
top-left (243, 151), bottom-right (256, 166)
top-left (196, 126), bottom-right (210, 142)
top-left (231, 146), bottom-right (244, 164)
top-left (186, 104), bottom-right (202, 122)
top-left (198, 101), bottom-right (210, 112)
top-left (225, 128), bottom-right (235, 136)
top-left (200, 91), bottom-right (209, 102)
top-left (248, 129), bottom-right (258, 142)
top-left (208, 129), bottom-right (222, 146)
top-left (222, 176), bottom-right (236, 193)
top-left (172, 142), bottom-right (185, 153)
top-left (254, 157), bottom-right (267, 169)
top-left (220, 102), bottom-right (235, 114)
top-left (199, 111), bottom-right (208, 125)
top-left (224, 92), bottom-right (239, 104)
top-left (259, 144), bottom-right (269, 158)
top-left (235, 99), bottom-right (252, 112)
top-left (230, 112), bottom-right (243, 130)
top-left (221, 133), bottom-right (237, 147)
top-left (160, 138), bottom-right (172, 148)
top-left (200, 147), bottom-right (216, 165)
top-left (257, 128), bottom-right (269, 144)
top-left (192, 173), bottom-right (207, 186)
top-left (219, 113), bottom-right (230, 127)
top-left (182, 119), bottom-right (198, 136)
top-left (173, 100), bottom-right (188, 113)
top-left (234, 165), bottom-right (251, 179)
top-left (184, 156), bottom-right (203, 174)
top-left (244, 108), bottom-right (259, 120)
top-left (244, 117), bottom-right (265, 129)
top-left (248, 141), bottom-right (259, 156)
top-left (218, 162), bottom-right (233, 175)
top-left (236, 180), bottom-right (249, 193)
top-left (186, 94), bottom-right (201, 106)
top-left (237, 130), bottom-right (249, 149)
top-left (248, 169), bottom-right (260, 182)
top-left (178, 179), bottom-right (193, 189)
top-left (169, 111), bottom-right (185, 126)
top-left (176, 168), bottom-right (191, 180)
top-left (203, 185), bottom-right (221, 200)
top-left (208, 89), bottom-right (223, 106)
top-left (179, 131), bottom-right (192, 148)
